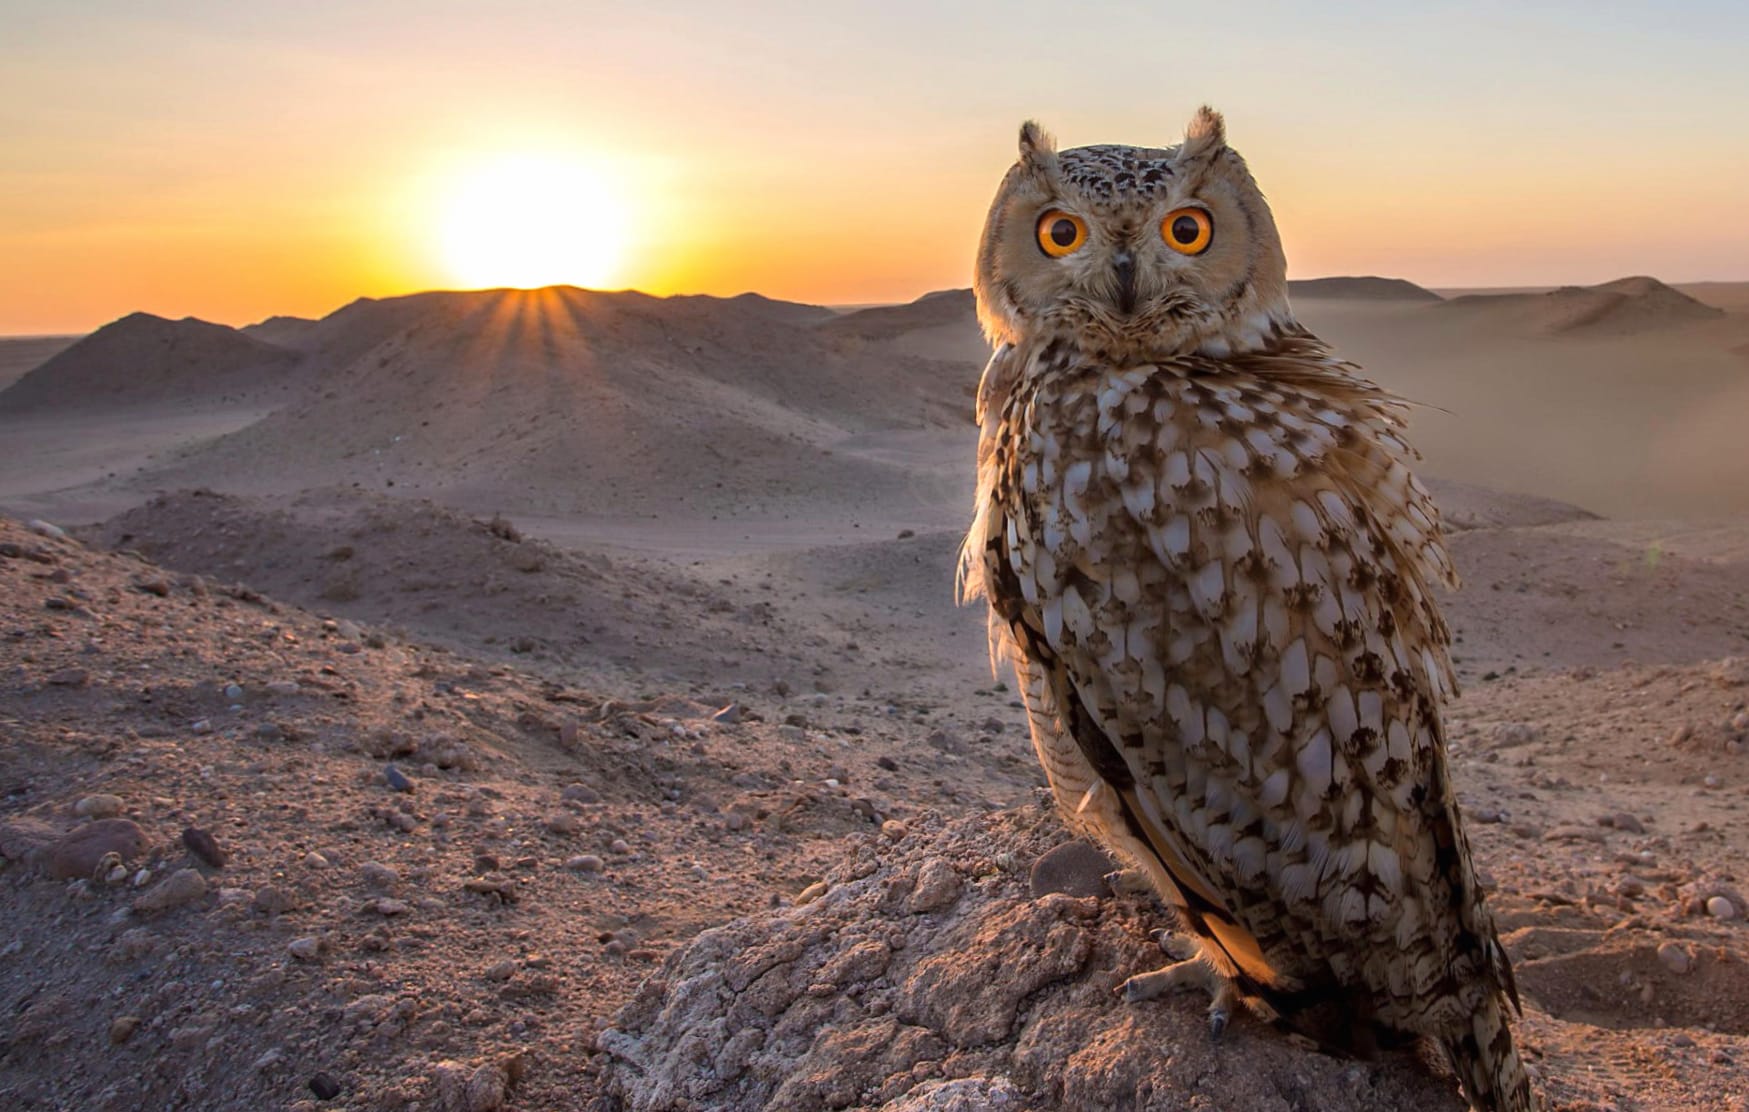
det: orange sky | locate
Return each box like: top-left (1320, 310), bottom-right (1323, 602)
top-left (2, 2), bottom-right (1746, 334)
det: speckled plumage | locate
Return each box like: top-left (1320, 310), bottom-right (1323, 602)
top-left (961, 108), bottom-right (1537, 1112)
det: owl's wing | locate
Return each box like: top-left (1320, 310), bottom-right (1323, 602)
top-left (1012, 354), bottom-right (1512, 1040)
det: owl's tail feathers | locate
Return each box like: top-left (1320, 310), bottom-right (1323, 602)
top-left (1442, 994), bottom-right (1540, 1112)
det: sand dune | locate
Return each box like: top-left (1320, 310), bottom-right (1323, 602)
top-left (1439, 275), bottom-right (1725, 334)
top-left (131, 287), bottom-right (977, 524)
top-left (0, 312), bottom-right (300, 414)
top-left (1287, 275), bottom-right (1442, 301)
top-left (0, 335), bottom-right (79, 392)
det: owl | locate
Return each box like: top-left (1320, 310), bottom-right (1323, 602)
top-left (959, 107), bottom-right (1536, 1112)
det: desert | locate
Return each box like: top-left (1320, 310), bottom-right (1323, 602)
top-left (0, 272), bottom-right (1746, 1111)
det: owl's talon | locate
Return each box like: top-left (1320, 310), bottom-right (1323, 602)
top-left (1118, 956), bottom-right (1216, 1004)
top-left (1208, 979), bottom-right (1238, 1039)
top-left (1104, 868), bottom-right (1152, 896)
top-left (1208, 1007), bottom-right (1228, 1040)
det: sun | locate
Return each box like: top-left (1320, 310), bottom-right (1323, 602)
top-left (438, 154), bottom-right (630, 290)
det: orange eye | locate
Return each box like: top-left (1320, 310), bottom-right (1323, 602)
top-left (1035, 210), bottom-right (1088, 258)
top-left (1162, 208), bottom-right (1213, 255)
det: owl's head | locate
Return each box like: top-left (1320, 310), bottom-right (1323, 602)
top-left (974, 106), bottom-right (1294, 363)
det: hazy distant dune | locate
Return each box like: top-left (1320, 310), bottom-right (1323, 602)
top-left (0, 334), bottom-right (80, 392)
top-left (1438, 275), bottom-right (1724, 334)
top-left (0, 312), bottom-right (300, 414)
top-left (1287, 276), bottom-right (1442, 302)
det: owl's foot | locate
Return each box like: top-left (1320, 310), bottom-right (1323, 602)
top-left (1118, 956), bottom-right (1238, 1039)
top-left (1104, 868), bottom-right (1154, 896)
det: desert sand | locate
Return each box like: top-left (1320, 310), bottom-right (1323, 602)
top-left (2, 275), bottom-right (1748, 1111)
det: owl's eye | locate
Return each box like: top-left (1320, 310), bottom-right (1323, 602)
top-left (1035, 210), bottom-right (1088, 258)
top-left (1162, 208), bottom-right (1213, 255)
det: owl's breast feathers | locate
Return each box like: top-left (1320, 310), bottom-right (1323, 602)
top-left (962, 333), bottom-right (1520, 1049)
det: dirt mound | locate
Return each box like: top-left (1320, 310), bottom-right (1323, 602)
top-left (596, 802), bottom-right (1470, 1112)
top-left (1439, 277), bottom-right (1724, 334)
top-left (0, 313), bottom-right (300, 414)
top-left (1288, 276), bottom-right (1443, 302)
top-left (136, 287), bottom-right (978, 518)
top-left (86, 487), bottom-right (807, 687)
top-left (818, 290), bottom-right (989, 368)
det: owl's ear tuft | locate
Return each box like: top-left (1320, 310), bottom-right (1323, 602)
top-left (1018, 120), bottom-right (1057, 169)
top-left (1177, 105), bottom-right (1227, 165)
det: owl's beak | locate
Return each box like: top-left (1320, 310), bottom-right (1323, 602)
top-left (1112, 250), bottom-right (1137, 315)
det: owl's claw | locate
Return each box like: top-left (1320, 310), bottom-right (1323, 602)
top-left (1104, 868), bottom-right (1153, 896)
top-left (1120, 956), bottom-right (1238, 1040)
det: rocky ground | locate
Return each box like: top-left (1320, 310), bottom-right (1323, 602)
top-left (4, 499), bottom-right (1749, 1110)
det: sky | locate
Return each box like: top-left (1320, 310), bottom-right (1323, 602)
top-left (2, 0), bottom-right (1746, 334)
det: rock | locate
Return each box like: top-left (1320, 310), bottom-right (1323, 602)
top-left (1658, 942), bottom-right (1694, 975)
top-left (132, 868), bottom-right (208, 913)
top-left (433, 1059), bottom-right (515, 1112)
top-left (384, 764), bottom-right (414, 793)
top-left (561, 783), bottom-right (600, 804)
top-left (483, 960), bottom-right (517, 982)
top-left (254, 885), bottom-right (297, 915)
top-left (596, 804), bottom-right (1465, 1112)
top-left (908, 859), bottom-right (963, 913)
top-left (545, 813), bottom-right (580, 836)
top-left (265, 680), bottom-right (301, 696)
top-left (881, 820), bottom-right (908, 841)
top-left (0, 818), bottom-right (60, 864)
top-left (372, 898), bottom-right (411, 916)
top-left (361, 861), bottom-right (400, 889)
top-left (566, 855), bottom-right (604, 873)
top-left (47, 667), bottom-right (89, 687)
top-left (303, 851), bottom-right (330, 869)
top-left (1029, 841), bottom-right (1116, 900)
top-left (1600, 812), bottom-right (1646, 835)
top-left (288, 937), bottom-right (323, 961)
top-left (309, 1072), bottom-right (342, 1101)
top-left (108, 1015), bottom-right (141, 1045)
top-left (711, 703), bottom-right (743, 725)
top-left (1708, 896), bottom-right (1739, 920)
top-left (27, 518), bottom-right (67, 540)
top-left (133, 575), bottom-right (171, 597)
top-left (181, 827), bottom-right (227, 867)
top-left (73, 794), bottom-right (124, 819)
top-left (45, 819), bottom-right (147, 880)
top-left (223, 683), bottom-right (244, 701)
top-left (795, 880), bottom-right (829, 905)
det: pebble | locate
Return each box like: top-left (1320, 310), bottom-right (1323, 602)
top-left (876, 756), bottom-right (898, 772)
top-left (182, 827), bottom-right (227, 867)
top-left (1708, 896), bottom-right (1739, 920)
top-left (482, 959), bottom-right (517, 982)
top-left (360, 862), bottom-right (399, 889)
top-left (609, 839), bottom-right (630, 855)
top-left (881, 819), bottom-right (908, 841)
top-left (288, 937), bottom-right (323, 961)
top-left (384, 764), bottom-right (414, 793)
top-left (132, 868), bottom-right (208, 913)
top-left (723, 812), bottom-right (747, 832)
top-left (565, 855), bottom-right (604, 873)
top-left (74, 794), bottom-right (124, 820)
top-left (1658, 941), bottom-right (1694, 975)
top-left (190, 719), bottom-right (213, 735)
top-left (265, 680), bottom-right (300, 696)
top-left (303, 851), bottom-right (330, 869)
top-left (224, 684), bottom-right (244, 701)
top-left (545, 813), bottom-right (579, 836)
top-left (47, 667), bottom-right (89, 687)
top-left (27, 518), bottom-right (67, 540)
top-left (108, 1016), bottom-right (141, 1045)
top-left (371, 898), bottom-right (410, 916)
top-left (795, 880), bottom-right (829, 906)
top-left (560, 783), bottom-right (600, 804)
top-left (308, 1072), bottom-right (342, 1101)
